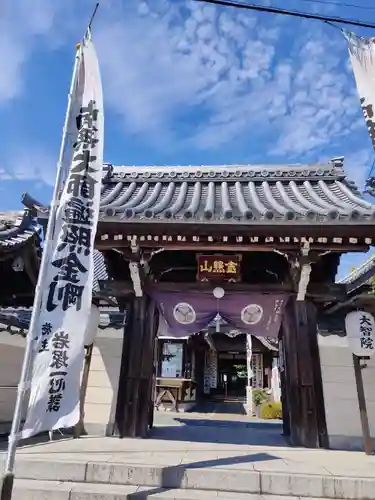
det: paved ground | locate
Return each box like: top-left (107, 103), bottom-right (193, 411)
top-left (1, 411), bottom-right (374, 479)
top-left (191, 400), bottom-right (247, 415)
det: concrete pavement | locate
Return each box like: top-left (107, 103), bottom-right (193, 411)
top-left (1, 412), bottom-right (374, 499)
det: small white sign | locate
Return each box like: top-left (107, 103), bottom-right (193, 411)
top-left (345, 310), bottom-right (375, 357)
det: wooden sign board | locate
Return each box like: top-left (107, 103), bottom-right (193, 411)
top-left (196, 254), bottom-right (241, 282)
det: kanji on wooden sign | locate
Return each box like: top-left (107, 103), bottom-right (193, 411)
top-left (196, 254), bottom-right (242, 282)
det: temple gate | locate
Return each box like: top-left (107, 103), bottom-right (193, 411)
top-left (92, 158), bottom-right (375, 448)
top-left (2, 158), bottom-right (375, 449)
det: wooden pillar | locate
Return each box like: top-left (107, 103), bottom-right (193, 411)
top-left (294, 299), bottom-right (319, 448)
top-left (137, 298), bottom-right (157, 436)
top-left (279, 338), bottom-right (290, 437)
top-left (282, 297), bottom-right (328, 448)
top-left (115, 294), bottom-right (157, 438)
top-left (282, 299), bottom-right (301, 445)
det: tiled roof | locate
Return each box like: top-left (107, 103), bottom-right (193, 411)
top-left (0, 307), bottom-right (125, 336)
top-left (338, 253), bottom-right (375, 293)
top-left (1, 203), bottom-right (109, 289)
top-left (98, 158), bottom-right (375, 225)
top-left (0, 210), bottom-right (41, 250)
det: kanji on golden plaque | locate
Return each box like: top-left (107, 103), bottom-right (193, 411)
top-left (199, 260), bottom-right (212, 273)
top-left (225, 261), bottom-right (238, 274)
top-left (196, 254), bottom-right (241, 282)
top-left (213, 260), bottom-right (225, 272)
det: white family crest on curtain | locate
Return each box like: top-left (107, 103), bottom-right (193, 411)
top-left (21, 35), bottom-right (104, 439)
top-left (345, 310), bottom-right (375, 357)
top-left (344, 31), bottom-right (375, 151)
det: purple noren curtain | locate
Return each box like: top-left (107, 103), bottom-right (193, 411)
top-left (149, 290), bottom-right (288, 338)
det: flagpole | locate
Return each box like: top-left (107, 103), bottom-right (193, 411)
top-left (0, 43), bottom-right (83, 500)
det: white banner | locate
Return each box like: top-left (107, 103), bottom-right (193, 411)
top-left (246, 334), bottom-right (253, 386)
top-left (22, 35), bottom-right (104, 439)
top-left (345, 31), bottom-right (375, 151)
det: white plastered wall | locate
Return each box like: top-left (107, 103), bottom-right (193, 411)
top-left (0, 330), bottom-right (28, 434)
top-left (83, 326), bottom-right (124, 436)
top-left (0, 326), bottom-right (124, 437)
top-left (318, 333), bottom-right (375, 450)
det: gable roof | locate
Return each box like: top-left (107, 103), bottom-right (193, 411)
top-left (0, 210), bottom-right (41, 252)
top-left (99, 159), bottom-right (375, 225)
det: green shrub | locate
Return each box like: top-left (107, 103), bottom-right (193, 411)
top-left (252, 388), bottom-right (267, 407)
top-left (260, 401), bottom-right (283, 420)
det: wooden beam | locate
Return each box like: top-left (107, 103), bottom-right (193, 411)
top-left (307, 283), bottom-right (347, 301)
top-left (98, 279), bottom-right (347, 301)
top-left (97, 280), bottom-right (134, 296)
top-left (325, 294), bottom-right (375, 315)
top-left (148, 281), bottom-right (293, 293)
top-left (95, 219), bottom-right (375, 239)
top-left (96, 240), bottom-right (369, 253)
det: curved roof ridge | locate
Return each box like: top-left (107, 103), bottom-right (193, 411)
top-left (338, 253), bottom-right (375, 284)
top-left (0, 209), bottom-right (41, 249)
top-left (107, 161), bottom-right (343, 176)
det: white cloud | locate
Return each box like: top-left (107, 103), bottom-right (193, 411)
top-left (0, 0), bottom-right (373, 189)
top-left (0, 167), bottom-right (12, 181)
top-left (92, 1), bottom-right (368, 157)
top-left (0, 0), bottom-right (82, 105)
top-left (2, 148), bottom-right (56, 186)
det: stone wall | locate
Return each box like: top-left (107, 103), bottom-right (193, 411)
top-left (318, 333), bottom-right (375, 450)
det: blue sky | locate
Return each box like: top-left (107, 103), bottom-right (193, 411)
top-left (1, 0), bottom-right (375, 279)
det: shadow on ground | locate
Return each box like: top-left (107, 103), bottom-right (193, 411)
top-left (191, 401), bottom-right (247, 415)
top-left (150, 415), bottom-right (287, 447)
top-left (124, 451), bottom-right (281, 498)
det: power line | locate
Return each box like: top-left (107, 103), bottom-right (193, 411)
top-left (194, 0), bottom-right (375, 29)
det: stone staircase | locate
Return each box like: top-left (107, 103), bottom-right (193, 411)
top-left (10, 457), bottom-right (375, 500)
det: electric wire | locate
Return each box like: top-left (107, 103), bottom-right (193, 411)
top-left (194, 0), bottom-right (375, 29)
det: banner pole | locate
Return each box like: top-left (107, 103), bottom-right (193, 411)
top-left (0, 43), bottom-right (82, 500)
top-left (353, 354), bottom-right (373, 455)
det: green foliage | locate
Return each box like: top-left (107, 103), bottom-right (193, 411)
top-left (252, 388), bottom-right (267, 407)
top-left (260, 402), bottom-right (283, 420)
top-left (233, 364), bottom-right (247, 377)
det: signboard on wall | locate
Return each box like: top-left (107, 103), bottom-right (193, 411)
top-left (345, 310), bottom-right (375, 357)
top-left (161, 342), bottom-right (183, 378)
top-left (196, 254), bottom-right (241, 282)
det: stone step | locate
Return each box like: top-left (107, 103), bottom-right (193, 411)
top-left (12, 458), bottom-right (375, 500)
top-left (13, 479), bottom-right (334, 500)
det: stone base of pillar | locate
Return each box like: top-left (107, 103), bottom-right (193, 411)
top-left (246, 386), bottom-right (253, 415)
